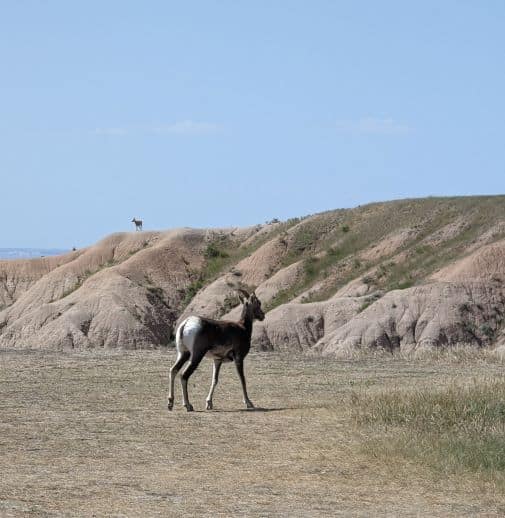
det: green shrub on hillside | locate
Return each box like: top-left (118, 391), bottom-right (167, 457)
top-left (204, 243), bottom-right (229, 259)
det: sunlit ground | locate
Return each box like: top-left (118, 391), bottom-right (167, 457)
top-left (1, 349), bottom-right (504, 517)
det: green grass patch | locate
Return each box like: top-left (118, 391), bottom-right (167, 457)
top-left (204, 243), bottom-right (229, 259)
top-left (351, 380), bottom-right (505, 482)
top-left (59, 279), bottom-right (84, 299)
top-left (267, 235), bottom-right (365, 310)
top-left (181, 276), bottom-right (205, 308)
top-left (358, 293), bottom-right (382, 313)
top-left (178, 221), bottom-right (303, 310)
top-left (264, 287), bottom-right (299, 312)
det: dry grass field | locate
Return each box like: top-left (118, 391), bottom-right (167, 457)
top-left (1, 349), bottom-right (505, 517)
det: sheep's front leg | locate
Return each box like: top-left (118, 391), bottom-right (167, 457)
top-left (234, 357), bottom-right (254, 409)
top-left (206, 359), bottom-right (222, 410)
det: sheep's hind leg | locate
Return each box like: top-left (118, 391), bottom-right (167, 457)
top-left (180, 351), bottom-right (205, 411)
top-left (168, 351), bottom-right (189, 411)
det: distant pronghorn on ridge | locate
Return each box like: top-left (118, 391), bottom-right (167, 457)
top-left (168, 289), bottom-right (265, 412)
top-left (131, 218), bottom-right (143, 231)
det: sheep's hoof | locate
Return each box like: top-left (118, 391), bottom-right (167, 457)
top-left (245, 400), bottom-right (255, 409)
top-left (184, 404), bottom-right (194, 412)
top-left (167, 398), bottom-right (174, 411)
top-left (206, 400), bottom-right (213, 410)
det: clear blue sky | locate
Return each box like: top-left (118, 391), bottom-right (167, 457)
top-left (1, 1), bottom-right (504, 248)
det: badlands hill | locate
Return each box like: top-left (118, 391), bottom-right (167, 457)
top-left (2, 196), bottom-right (505, 355)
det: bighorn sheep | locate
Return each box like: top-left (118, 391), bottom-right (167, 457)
top-left (131, 218), bottom-right (143, 231)
top-left (168, 289), bottom-right (265, 411)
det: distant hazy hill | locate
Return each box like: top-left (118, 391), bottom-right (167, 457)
top-left (0, 248), bottom-right (68, 260)
top-left (1, 196), bottom-right (505, 353)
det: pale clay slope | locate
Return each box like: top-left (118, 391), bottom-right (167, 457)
top-left (179, 217), bottom-right (308, 323)
top-left (0, 251), bottom-right (80, 309)
top-left (258, 239), bottom-right (505, 354)
top-left (293, 228), bottom-right (417, 303)
top-left (2, 213), bottom-right (505, 353)
top-left (0, 227), bottom-right (261, 349)
top-left (167, 234), bottom-right (505, 355)
top-left (316, 283), bottom-right (505, 356)
top-left (252, 296), bottom-right (363, 353)
top-left (178, 226), bottom-right (292, 323)
top-left (0, 230), bottom-right (188, 348)
top-left (431, 239), bottom-right (505, 282)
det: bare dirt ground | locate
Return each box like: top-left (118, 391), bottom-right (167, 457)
top-left (1, 350), bottom-right (505, 517)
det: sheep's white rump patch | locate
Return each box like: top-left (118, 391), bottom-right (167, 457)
top-left (180, 316), bottom-right (202, 351)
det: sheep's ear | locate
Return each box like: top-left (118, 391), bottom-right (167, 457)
top-left (238, 292), bottom-right (245, 304)
top-left (238, 288), bottom-right (250, 301)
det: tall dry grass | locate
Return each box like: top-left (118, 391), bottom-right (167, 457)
top-left (332, 343), bottom-right (505, 364)
top-left (351, 378), bottom-right (505, 484)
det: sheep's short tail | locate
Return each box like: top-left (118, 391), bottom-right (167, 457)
top-left (175, 319), bottom-right (186, 352)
